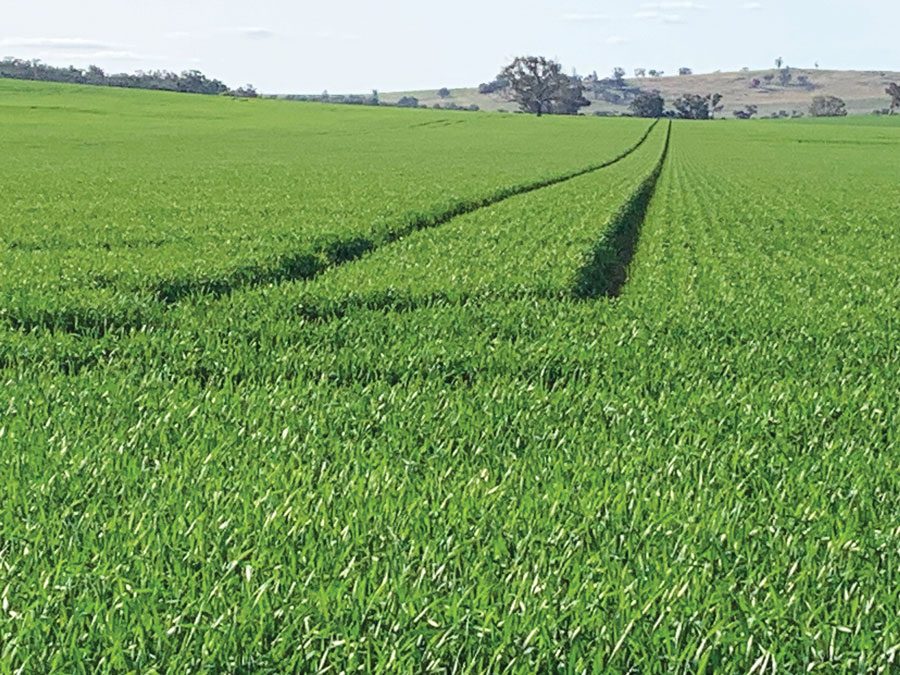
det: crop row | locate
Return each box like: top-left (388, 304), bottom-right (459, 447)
top-left (0, 121), bottom-right (668, 377)
top-left (0, 118), bottom-right (674, 671)
top-left (3, 111), bottom-right (900, 671)
top-left (0, 80), bottom-right (653, 336)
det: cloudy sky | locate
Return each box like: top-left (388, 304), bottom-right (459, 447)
top-left (2, 0), bottom-right (896, 93)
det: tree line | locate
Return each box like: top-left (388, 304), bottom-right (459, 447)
top-left (0, 58), bottom-right (256, 96)
top-left (629, 91), bottom-right (851, 119)
top-left (494, 58), bottom-right (731, 119)
top-left (496, 57), bottom-right (900, 119)
top-left (494, 58), bottom-right (721, 119)
top-left (4, 54), bottom-right (898, 116)
top-left (280, 90), bottom-right (480, 112)
top-left (885, 83), bottom-right (900, 115)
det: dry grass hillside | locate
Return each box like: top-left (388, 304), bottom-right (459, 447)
top-left (382, 69), bottom-right (900, 116)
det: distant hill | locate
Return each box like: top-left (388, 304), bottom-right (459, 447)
top-left (379, 69), bottom-right (900, 116)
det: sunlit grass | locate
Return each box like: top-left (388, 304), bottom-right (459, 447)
top-left (2, 82), bottom-right (900, 672)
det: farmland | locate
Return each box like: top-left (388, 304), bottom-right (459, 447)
top-left (380, 68), bottom-right (900, 116)
top-left (2, 79), bottom-right (900, 673)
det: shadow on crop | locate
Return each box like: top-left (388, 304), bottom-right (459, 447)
top-left (573, 120), bottom-right (671, 300)
top-left (5, 120), bottom-right (660, 339)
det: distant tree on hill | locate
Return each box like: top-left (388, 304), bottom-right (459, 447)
top-left (733, 104), bottom-right (758, 119)
top-left (229, 84), bottom-right (258, 98)
top-left (396, 95), bottom-right (419, 108)
top-left (708, 93), bottom-right (724, 119)
top-left (85, 64), bottom-right (105, 85)
top-left (887, 83), bottom-right (900, 115)
top-left (371, 89), bottom-right (380, 105)
top-left (499, 56), bottom-right (561, 116)
top-left (778, 67), bottom-right (792, 86)
top-left (629, 92), bottom-right (665, 118)
top-left (612, 67), bottom-right (626, 85)
top-left (775, 57), bottom-right (783, 69)
top-left (809, 95), bottom-right (847, 117)
top-left (565, 94), bottom-right (592, 115)
top-left (550, 77), bottom-right (591, 114)
top-left (437, 87), bottom-right (451, 98)
top-left (477, 77), bottom-right (509, 94)
top-left (498, 56), bottom-right (589, 116)
top-left (433, 101), bottom-right (481, 112)
top-left (648, 69), bottom-right (664, 77)
top-left (0, 57), bottom-right (229, 95)
top-left (672, 93), bottom-right (723, 119)
top-left (679, 67), bottom-right (693, 76)
top-left (551, 84), bottom-right (591, 115)
top-left (634, 68), bottom-right (647, 78)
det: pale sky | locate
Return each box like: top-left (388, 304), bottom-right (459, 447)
top-left (2, 0), bottom-right (897, 93)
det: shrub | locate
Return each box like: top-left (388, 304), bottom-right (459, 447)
top-left (733, 105), bottom-right (758, 119)
top-left (672, 93), bottom-right (723, 120)
top-left (477, 78), bottom-right (509, 95)
top-left (809, 96), bottom-right (847, 117)
top-left (630, 92), bottom-right (665, 118)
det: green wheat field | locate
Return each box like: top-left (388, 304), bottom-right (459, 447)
top-left (2, 78), bottom-right (900, 673)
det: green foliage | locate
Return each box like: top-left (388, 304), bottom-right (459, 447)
top-left (0, 79), bottom-right (648, 337)
top-left (809, 95), bottom-right (848, 117)
top-left (0, 57), bottom-right (230, 94)
top-left (778, 66), bottom-right (792, 87)
top-left (396, 95), bottom-right (420, 108)
top-left (499, 57), bottom-right (590, 116)
top-left (3, 80), bottom-right (900, 672)
top-left (629, 91), bottom-right (665, 118)
top-left (672, 92), bottom-right (724, 119)
top-left (886, 82), bottom-right (900, 114)
top-left (733, 104), bottom-right (759, 119)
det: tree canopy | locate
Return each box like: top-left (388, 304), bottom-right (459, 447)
top-left (887, 83), bottom-right (900, 115)
top-left (499, 57), bottom-right (590, 116)
top-left (809, 95), bottom-right (848, 117)
top-left (672, 93), bottom-right (723, 120)
top-left (629, 92), bottom-right (665, 118)
top-left (733, 104), bottom-right (758, 120)
top-left (0, 58), bottom-right (230, 95)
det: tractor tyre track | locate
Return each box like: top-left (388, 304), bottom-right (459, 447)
top-left (573, 119), bottom-right (672, 299)
top-left (3, 121), bottom-right (660, 338)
